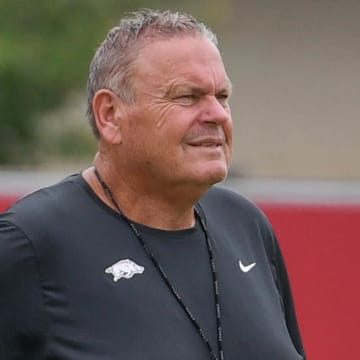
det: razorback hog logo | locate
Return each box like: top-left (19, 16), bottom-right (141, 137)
top-left (105, 259), bottom-right (145, 282)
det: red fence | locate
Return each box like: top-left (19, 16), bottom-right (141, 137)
top-left (0, 195), bottom-right (21, 213)
top-left (1, 193), bottom-right (359, 359)
top-left (260, 202), bottom-right (360, 360)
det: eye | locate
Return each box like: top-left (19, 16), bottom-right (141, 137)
top-left (178, 94), bottom-right (196, 99)
top-left (216, 93), bottom-right (230, 106)
top-left (173, 94), bottom-right (197, 105)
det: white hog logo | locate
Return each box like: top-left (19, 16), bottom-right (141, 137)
top-left (105, 259), bottom-right (145, 282)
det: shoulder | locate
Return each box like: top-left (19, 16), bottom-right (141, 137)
top-left (199, 185), bottom-right (277, 256)
top-left (0, 173), bottom-right (86, 234)
top-left (3, 173), bottom-right (83, 213)
top-left (199, 185), bottom-right (269, 225)
top-left (201, 185), bottom-right (253, 207)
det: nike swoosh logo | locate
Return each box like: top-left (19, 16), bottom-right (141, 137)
top-left (239, 260), bottom-right (256, 273)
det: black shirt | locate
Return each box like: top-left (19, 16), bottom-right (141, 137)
top-left (0, 173), bottom-right (306, 359)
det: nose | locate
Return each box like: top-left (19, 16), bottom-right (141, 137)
top-left (198, 95), bottom-right (231, 125)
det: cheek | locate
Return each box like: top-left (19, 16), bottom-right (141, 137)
top-left (145, 102), bottom-right (175, 130)
top-left (127, 102), bottom-right (197, 154)
top-left (224, 112), bottom-right (233, 144)
top-left (159, 115), bottom-right (195, 147)
top-left (225, 121), bottom-right (233, 162)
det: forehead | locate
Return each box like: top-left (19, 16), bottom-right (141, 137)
top-left (133, 36), bottom-right (230, 92)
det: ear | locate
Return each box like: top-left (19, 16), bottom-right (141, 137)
top-left (92, 89), bottom-right (123, 144)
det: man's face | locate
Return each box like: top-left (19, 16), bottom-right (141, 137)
top-left (118, 35), bottom-right (233, 191)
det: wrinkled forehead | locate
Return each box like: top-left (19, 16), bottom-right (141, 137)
top-left (132, 35), bottom-right (231, 92)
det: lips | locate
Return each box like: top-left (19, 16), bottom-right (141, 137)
top-left (188, 140), bottom-right (223, 147)
top-left (184, 127), bottom-right (227, 149)
top-left (187, 137), bottom-right (225, 147)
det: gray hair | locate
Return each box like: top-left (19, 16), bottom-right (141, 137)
top-left (86, 9), bottom-right (218, 138)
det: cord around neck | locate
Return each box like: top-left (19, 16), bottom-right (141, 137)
top-left (94, 167), bottom-right (225, 360)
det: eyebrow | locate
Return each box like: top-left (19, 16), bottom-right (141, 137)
top-left (166, 80), bottom-right (233, 97)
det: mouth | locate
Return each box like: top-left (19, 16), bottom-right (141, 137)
top-left (187, 138), bottom-right (224, 148)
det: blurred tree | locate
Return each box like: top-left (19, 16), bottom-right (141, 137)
top-left (0, 0), bottom-right (153, 164)
top-left (0, 0), bottom-right (234, 166)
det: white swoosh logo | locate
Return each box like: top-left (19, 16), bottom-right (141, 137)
top-left (239, 260), bottom-right (256, 273)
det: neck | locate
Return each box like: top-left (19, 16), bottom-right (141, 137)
top-left (83, 163), bottom-right (204, 230)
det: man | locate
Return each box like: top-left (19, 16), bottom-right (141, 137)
top-left (0, 9), bottom-right (306, 360)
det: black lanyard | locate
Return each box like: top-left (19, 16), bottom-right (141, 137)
top-left (94, 168), bottom-right (224, 360)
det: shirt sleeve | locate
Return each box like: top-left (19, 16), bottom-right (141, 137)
top-left (0, 220), bottom-right (47, 359)
top-left (269, 230), bottom-right (307, 359)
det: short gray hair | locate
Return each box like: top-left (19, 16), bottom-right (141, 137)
top-left (86, 9), bottom-right (218, 138)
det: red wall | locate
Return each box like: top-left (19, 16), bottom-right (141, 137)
top-left (1, 194), bottom-right (359, 359)
top-left (0, 195), bottom-right (20, 213)
top-left (260, 202), bottom-right (360, 360)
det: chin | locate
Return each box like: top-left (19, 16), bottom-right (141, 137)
top-left (194, 164), bottom-right (229, 186)
top-left (207, 172), bottom-right (228, 185)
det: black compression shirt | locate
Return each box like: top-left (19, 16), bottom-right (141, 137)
top-left (0, 173), bottom-right (306, 359)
